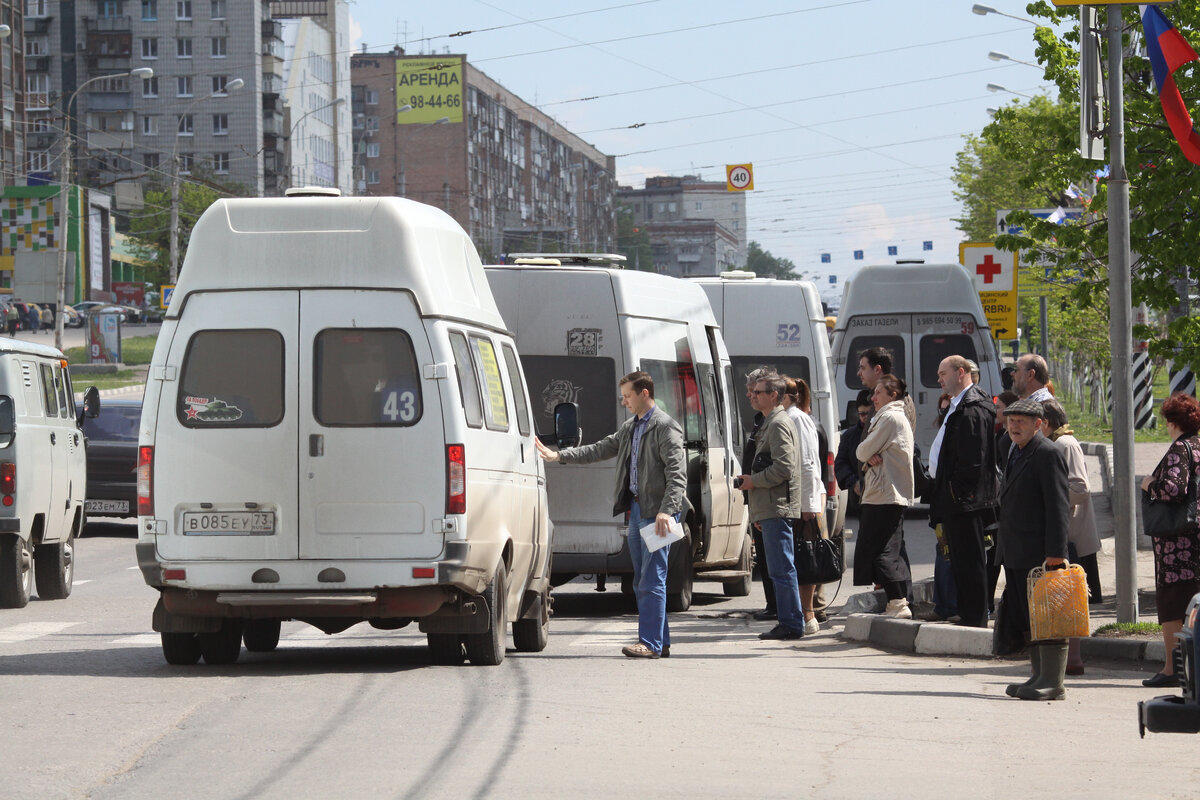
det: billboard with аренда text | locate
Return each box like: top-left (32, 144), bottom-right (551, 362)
top-left (395, 56), bottom-right (464, 125)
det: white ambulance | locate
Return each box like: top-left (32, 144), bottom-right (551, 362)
top-left (135, 190), bottom-right (551, 667)
top-left (0, 340), bottom-right (98, 607)
top-left (485, 255), bottom-right (749, 610)
top-left (693, 272), bottom-right (845, 537)
top-left (830, 261), bottom-right (1003, 462)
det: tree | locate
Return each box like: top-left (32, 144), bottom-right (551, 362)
top-left (614, 201), bottom-right (655, 271)
top-left (742, 241), bottom-right (799, 280)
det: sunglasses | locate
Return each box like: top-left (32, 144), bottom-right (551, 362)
top-left (750, 389), bottom-right (773, 395)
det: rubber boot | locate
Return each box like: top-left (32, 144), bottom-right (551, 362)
top-left (1017, 642), bottom-right (1067, 701)
top-left (1066, 637), bottom-right (1084, 675)
top-left (1006, 645), bottom-right (1041, 697)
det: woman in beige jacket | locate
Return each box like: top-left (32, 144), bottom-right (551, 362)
top-left (854, 374), bottom-right (915, 617)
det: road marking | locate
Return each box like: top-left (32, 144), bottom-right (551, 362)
top-left (73, 579), bottom-right (92, 585)
top-left (0, 622), bottom-right (82, 643)
top-left (111, 633), bottom-right (160, 646)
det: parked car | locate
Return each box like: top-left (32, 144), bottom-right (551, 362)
top-left (73, 302), bottom-right (132, 323)
top-left (61, 305), bottom-right (84, 328)
top-left (1140, 591), bottom-right (1200, 736)
top-left (77, 397), bottom-right (141, 520)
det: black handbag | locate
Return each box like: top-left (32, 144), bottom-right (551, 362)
top-left (1142, 438), bottom-right (1199, 539)
top-left (794, 535), bottom-right (843, 585)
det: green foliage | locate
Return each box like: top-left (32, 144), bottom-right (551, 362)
top-left (63, 335), bottom-right (157, 366)
top-left (1092, 621), bottom-right (1163, 637)
top-left (743, 241), bottom-right (799, 280)
top-left (614, 201), bottom-right (655, 271)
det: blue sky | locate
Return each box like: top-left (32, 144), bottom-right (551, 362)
top-left (346, 0), bottom-right (1056, 301)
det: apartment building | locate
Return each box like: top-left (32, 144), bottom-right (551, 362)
top-left (617, 175), bottom-right (747, 277)
top-left (351, 49), bottom-right (615, 261)
top-left (0, 1), bottom-right (24, 188)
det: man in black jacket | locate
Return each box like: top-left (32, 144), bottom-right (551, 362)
top-left (997, 398), bottom-right (1069, 700)
top-left (834, 391), bottom-right (873, 504)
top-left (928, 355), bottom-right (999, 629)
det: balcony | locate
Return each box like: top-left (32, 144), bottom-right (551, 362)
top-left (85, 16), bottom-right (132, 32)
top-left (87, 55), bottom-right (134, 72)
top-left (86, 93), bottom-right (136, 112)
top-left (262, 114), bottom-right (282, 138)
top-left (262, 94), bottom-right (282, 115)
top-left (28, 131), bottom-right (56, 150)
top-left (26, 92), bottom-right (52, 110)
top-left (25, 55), bottom-right (51, 73)
top-left (87, 130), bottom-right (134, 151)
top-left (27, 17), bottom-right (53, 35)
top-left (262, 20), bottom-right (283, 41)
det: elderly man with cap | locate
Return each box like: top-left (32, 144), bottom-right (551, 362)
top-left (997, 397), bottom-right (1070, 701)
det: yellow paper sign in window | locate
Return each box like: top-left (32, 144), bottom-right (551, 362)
top-left (472, 337), bottom-right (509, 430)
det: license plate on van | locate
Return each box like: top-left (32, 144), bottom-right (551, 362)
top-left (181, 511), bottom-right (275, 535)
top-left (85, 500), bottom-right (129, 514)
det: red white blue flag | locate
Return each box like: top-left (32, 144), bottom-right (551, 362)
top-left (1141, 4), bottom-right (1200, 164)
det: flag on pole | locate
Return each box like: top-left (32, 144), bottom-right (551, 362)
top-left (1141, 5), bottom-right (1200, 165)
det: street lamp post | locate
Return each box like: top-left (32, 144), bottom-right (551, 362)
top-left (971, 4), bottom-right (1036, 25)
top-left (986, 82), bottom-right (1034, 99)
top-left (282, 96), bottom-right (346, 192)
top-left (55, 67), bottom-right (154, 352)
top-left (987, 50), bottom-right (1042, 70)
top-left (168, 77), bottom-right (244, 284)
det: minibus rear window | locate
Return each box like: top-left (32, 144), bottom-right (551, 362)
top-left (315, 329), bottom-right (422, 427)
top-left (919, 334), bottom-right (978, 388)
top-left (522, 356), bottom-right (616, 447)
top-left (730, 356), bottom-right (811, 438)
top-left (178, 330), bottom-right (284, 427)
top-left (844, 336), bottom-right (904, 391)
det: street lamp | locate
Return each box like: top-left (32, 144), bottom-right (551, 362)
top-left (168, 77), bottom-right (244, 283)
top-left (988, 50), bottom-right (1042, 70)
top-left (971, 4), bottom-right (1036, 25)
top-left (986, 82), bottom-right (1033, 99)
top-left (282, 96), bottom-right (346, 191)
top-left (54, 66), bottom-right (154, 351)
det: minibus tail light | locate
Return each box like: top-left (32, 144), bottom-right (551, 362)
top-left (447, 444), bottom-right (466, 514)
top-left (137, 446), bottom-right (154, 517)
top-left (826, 450), bottom-right (836, 498)
top-left (0, 461), bottom-right (14, 501)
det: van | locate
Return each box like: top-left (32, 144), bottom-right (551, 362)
top-left (693, 272), bottom-right (845, 537)
top-left (830, 261), bottom-right (1003, 462)
top-left (0, 340), bottom-right (99, 607)
top-left (135, 191), bottom-right (551, 667)
top-left (485, 254), bottom-right (749, 610)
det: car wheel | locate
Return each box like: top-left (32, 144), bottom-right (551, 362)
top-left (242, 620), bottom-right (282, 652)
top-left (34, 532), bottom-right (74, 600)
top-left (512, 596), bottom-right (549, 653)
top-left (464, 564), bottom-right (507, 666)
top-left (161, 632), bottom-right (202, 665)
top-left (0, 534), bottom-right (33, 608)
top-left (199, 620), bottom-right (244, 665)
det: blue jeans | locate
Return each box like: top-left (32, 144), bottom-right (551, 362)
top-left (627, 500), bottom-right (673, 654)
top-left (758, 517), bottom-right (807, 633)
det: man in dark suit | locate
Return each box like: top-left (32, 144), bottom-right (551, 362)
top-left (997, 398), bottom-right (1070, 701)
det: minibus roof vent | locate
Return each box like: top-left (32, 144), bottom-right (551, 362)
top-left (719, 270), bottom-right (756, 280)
top-left (284, 187), bottom-right (342, 198)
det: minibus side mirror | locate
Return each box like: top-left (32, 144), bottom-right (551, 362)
top-left (554, 402), bottom-right (581, 449)
top-left (80, 386), bottom-right (101, 425)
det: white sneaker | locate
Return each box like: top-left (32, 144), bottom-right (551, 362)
top-left (883, 599), bottom-right (912, 619)
top-left (804, 617), bottom-right (822, 633)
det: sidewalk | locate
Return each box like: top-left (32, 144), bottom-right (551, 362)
top-left (837, 440), bottom-right (1174, 667)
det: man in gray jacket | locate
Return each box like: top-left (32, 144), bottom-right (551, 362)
top-left (737, 372), bottom-right (807, 640)
top-left (535, 371), bottom-right (688, 659)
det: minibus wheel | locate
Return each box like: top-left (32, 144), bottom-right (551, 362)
top-left (243, 620), bottom-right (282, 652)
top-left (723, 533), bottom-right (753, 597)
top-left (199, 620), bottom-right (244, 665)
top-left (34, 532), bottom-right (74, 600)
top-left (465, 564), bottom-right (507, 666)
top-left (0, 534), bottom-right (33, 608)
top-left (666, 546), bottom-right (693, 613)
top-left (161, 632), bottom-right (202, 665)
top-left (512, 594), bottom-right (549, 653)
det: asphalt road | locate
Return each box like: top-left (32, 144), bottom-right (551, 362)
top-left (2, 517), bottom-right (1197, 800)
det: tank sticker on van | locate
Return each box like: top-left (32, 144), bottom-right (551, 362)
top-left (567, 328), bottom-right (602, 356)
top-left (182, 395), bottom-right (244, 422)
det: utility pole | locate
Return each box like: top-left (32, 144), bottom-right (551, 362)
top-left (1106, 5), bottom-right (1137, 624)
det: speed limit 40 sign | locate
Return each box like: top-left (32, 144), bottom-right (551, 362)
top-left (726, 164), bottom-right (754, 192)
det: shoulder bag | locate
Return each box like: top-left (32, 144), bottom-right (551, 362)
top-left (793, 518), bottom-right (843, 585)
top-left (1141, 437), bottom-right (1199, 539)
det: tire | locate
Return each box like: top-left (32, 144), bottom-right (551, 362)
top-left (723, 532), bottom-right (753, 597)
top-left (427, 633), bottom-right (465, 665)
top-left (198, 620), bottom-right (243, 665)
top-left (666, 545), bottom-right (693, 613)
top-left (464, 564), bottom-right (507, 666)
top-left (0, 534), bottom-right (33, 609)
top-left (34, 533), bottom-right (75, 600)
top-left (161, 632), bottom-right (202, 665)
top-left (512, 597), bottom-right (549, 653)
top-left (620, 574), bottom-right (634, 596)
top-left (242, 620), bottom-right (281, 652)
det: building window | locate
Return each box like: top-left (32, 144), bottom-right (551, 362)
top-left (366, 142), bottom-right (380, 158)
top-left (367, 170), bottom-right (381, 184)
top-left (695, 201), bottom-right (702, 211)
top-left (211, 75), bottom-right (231, 94)
top-left (179, 153), bottom-right (194, 174)
top-left (366, 89), bottom-right (379, 105)
top-left (210, 0), bottom-right (225, 18)
top-left (176, 114), bottom-right (193, 136)
top-left (732, 221), bottom-right (739, 230)
top-left (28, 150), bottom-right (49, 172)
top-left (176, 0), bottom-right (192, 19)
top-left (211, 37), bottom-right (226, 58)
top-left (175, 76), bottom-right (193, 97)
top-left (141, 116), bottom-right (158, 135)
top-left (25, 0), bottom-right (48, 16)
top-left (213, 152), bottom-right (229, 173)
top-left (731, 201), bottom-right (738, 212)
top-left (365, 117), bottom-right (379, 131)
top-left (141, 0), bottom-right (157, 20)
top-left (144, 153), bottom-right (160, 170)
top-left (141, 38), bottom-right (158, 59)
top-left (142, 76), bottom-right (159, 97)
top-left (212, 114), bottom-right (228, 135)
top-left (176, 38), bottom-right (192, 58)
top-left (99, 0), bottom-right (122, 17)
top-left (25, 37), bottom-right (48, 56)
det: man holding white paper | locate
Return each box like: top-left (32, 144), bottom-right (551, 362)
top-left (534, 371), bottom-right (688, 659)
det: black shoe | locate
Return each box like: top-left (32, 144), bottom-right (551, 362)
top-left (661, 645), bottom-right (670, 658)
top-left (759, 624), bottom-right (804, 641)
top-left (752, 609), bottom-right (778, 621)
top-left (1142, 672), bottom-right (1182, 688)
top-left (814, 610), bottom-right (829, 624)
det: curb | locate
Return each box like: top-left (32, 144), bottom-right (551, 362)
top-left (839, 608), bottom-right (1164, 663)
